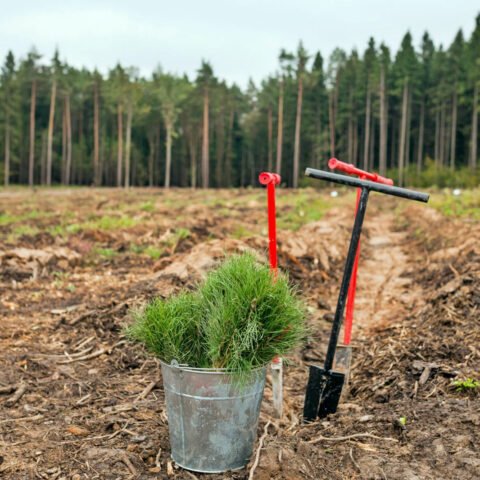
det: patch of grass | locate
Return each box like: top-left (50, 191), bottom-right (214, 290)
top-left (129, 243), bottom-right (164, 259)
top-left (7, 225), bottom-right (40, 242)
top-left (64, 215), bottom-right (138, 234)
top-left (93, 247), bottom-right (117, 259)
top-left (126, 253), bottom-right (306, 379)
top-left (140, 201), bottom-right (155, 213)
top-left (144, 246), bottom-right (164, 260)
top-left (232, 225), bottom-right (255, 239)
top-left (277, 194), bottom-right (333, 230)
top-left (0, 210), bottom-right (43, 226)
top-left (429, 189), bottom-right (480, 219)
top-left (451, 378), bottom-right (480, 392)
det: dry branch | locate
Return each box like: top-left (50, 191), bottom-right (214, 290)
top-left (248, 420), bottom-right (271, 480)
top-left (307, 432), bottom-right (398, 445)
top-left (6, 383), bottom-right (27, 406)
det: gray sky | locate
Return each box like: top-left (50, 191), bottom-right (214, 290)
top-left (0, 0), bottom-right (478, 87)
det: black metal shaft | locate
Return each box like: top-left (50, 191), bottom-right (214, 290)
top-left (324, 187), bottom-right (370, 371)
top-left (305, 168), bottom-right (430, 203)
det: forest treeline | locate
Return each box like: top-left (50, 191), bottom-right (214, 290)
top-left (1, 15), bottom-right (479, 188)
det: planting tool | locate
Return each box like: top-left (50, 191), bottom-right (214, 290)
top-left (258, 171), bottom-right (283, 418)
top-left (328, 158), bottom-right (393, 386)
top-left (303, 168), bottom-right (429, 421)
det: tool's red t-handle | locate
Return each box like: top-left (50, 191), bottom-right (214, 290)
top-left (259, 172), bottom-right (281, 271)
top-left (328, 158), bottom-right (393, 186)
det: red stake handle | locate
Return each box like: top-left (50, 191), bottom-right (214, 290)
top-left (259, 172), bottom-right (281, 272)
top-left (328, 158), bottom-right (393, 345)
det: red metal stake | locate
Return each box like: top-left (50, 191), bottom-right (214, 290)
top-left (328, 159), bottom-right (393, 346)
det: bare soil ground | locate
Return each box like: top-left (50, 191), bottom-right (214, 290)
top-left (0, 188), bottom-right (478, 480)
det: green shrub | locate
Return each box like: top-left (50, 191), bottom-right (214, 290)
top-left (126, 253), bottom-right (306, 378)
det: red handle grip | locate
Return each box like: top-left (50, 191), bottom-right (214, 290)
top-left (259, 172), bottom-right (281, 272)
top-left (259, 172), bottom-right (281, 186)
top-left (328, 158), bottom-right (393, 185)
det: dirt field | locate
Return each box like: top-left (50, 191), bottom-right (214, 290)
top-left (0, 187), bottom-right (479, 480)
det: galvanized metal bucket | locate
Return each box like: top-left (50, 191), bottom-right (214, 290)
top-left (160, 360), bottom-right (267, 473)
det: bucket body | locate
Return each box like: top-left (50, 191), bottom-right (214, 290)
top-left (160, 361), bottom-right (266, 473)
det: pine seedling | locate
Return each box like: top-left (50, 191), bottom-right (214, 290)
top-left (126, 253), bottom-right (306, 379)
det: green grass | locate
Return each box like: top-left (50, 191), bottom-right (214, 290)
top-left (0, 210), bottom-right (44, 226)
top-left (277, 194), bottom-right (333, 230)
top-left (129, 243), bottom-right (168, 259)
top-left (59, 215), bottom-right (138, 234)
top-left (429, 189), bottom-right (480, 219)
top-left (451, 378), bottom-right (480, 392)
top-left (140, 201), bottom-right (155, 212)
top-left (232, 225), bottom-right (256, 239)
top-left (93, 247), bottom-right (117, 259)
top-left (126, 253), bottom-right (306, 379)
top-left (144, 246), bottom-right (164, 259)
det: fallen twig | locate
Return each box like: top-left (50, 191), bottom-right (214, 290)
top-left (248, 420), bottom-right (271, 480)
top-left (0, 414), bottom-right (44, 424)
top-left (69, 310), bottom-right (96, 326)
top-left (155, 447), bottom-right (162, 468)
top-left (6, 383), bottom-right (27, 406)
top-left (307, 432), bottom-right (398, 445)
top-left (0, 384), bottom-right (17, 395)
top-left (58, 348), bottom-right (108, 364)
top-left (134, 380), bottom-right (158, 403)
top-left (349, 447), bottom-right (362, 473)
top-left (121, 452), bottom-right (137, 476)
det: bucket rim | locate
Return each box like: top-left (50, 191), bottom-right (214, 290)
top-left (159, 359), bottom-right (267, 375)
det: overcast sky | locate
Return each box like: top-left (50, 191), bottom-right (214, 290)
top-left (1, 1), bottom-right (478, 87)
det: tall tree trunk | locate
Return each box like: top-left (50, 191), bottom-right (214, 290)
top-left (215, 110), bottom-right (225, 187)
top-left (225, 108), bottom-right (234, 186)
top-left (314, 101), bottom-right (322, 169)
top-left (124, 100), bottom-right (132, 188)
top-left (275, 79), bottom-right (284, 174)
top-left (93, 81), bottom-right (100, 185)
top-left (434, 107), bottom-right (440, 166)
top-left (116, 103), bottom-right (123, 186)
top-left (46, 79), bottom-right (57, 186)
top-left (40, 130), bottom-right (47, 184)
top-left (450, 88), bottom-right (457, 170)
top-left (353, 117), bottom-right (358, 164)
top-left (348, 116), bottom-right (353, 163)
top-left (148, 130), bottom-right (155, 187)
top-left (28, 79), bottom-right (37, 186)
top-left (439, 102), bottom-right (446, 168)
top-left (398, 80), bottom-right (409, 186)
top-left (190, 136), bottom-right (197, 189)
top-left (61, 103), bottom-right (67, 182)
top-left (417, 100), bottom-right (425, 173)
top-left (379, 65), bottom-right (387, 176)
top-left (267, 106), bottom-right (273, 171)
top-left (4, 115), bottom-right (10, 186)
top-left (470, 84), bottom-right (478, 169)
top-left (370, 119), bottom-right (375, 169)
top-left (164, 122), bottom-right (172, 188)
top-left (293, 75), bottom-right (304, 188)
top-left (363, 88), bottom-right (371, 170)
top-left (328, 91), bottom-right (336, 157)
top-left (65, 94), bottom-right (72, 185)
top-left (405, 88), bottom-right (412, 172)
top-left (201, 88), bottom-right (209, 188)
